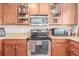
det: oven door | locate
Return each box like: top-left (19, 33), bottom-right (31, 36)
top-left (27, 40), bottom-right (51, 56)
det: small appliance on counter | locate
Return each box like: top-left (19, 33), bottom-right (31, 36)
top-left (51, 28), bottom-right (73, 36)
top-left (27, 28), bottom-right (51, 56)
top-left (0, 28), bottom-right (5, 37)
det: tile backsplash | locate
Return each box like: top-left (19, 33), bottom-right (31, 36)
top-left (0, 25), bottom-right (30, 33)
top-left (0, 25), bottom-right (47, 33)
top-left (0, 25), bottom-right (77, 34)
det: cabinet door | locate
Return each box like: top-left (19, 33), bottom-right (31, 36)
top-left (62, 3), bottom-right (77, 25)
top-left (29, 3), bottom-right (39, 14)
top-left (4, 44), bottom-right (15, 56)
top-left (16, 44), bottom-right (27, 56)
top-left (15, 39), bottom-right (27, 56)
top-left (40, 3), bottom-right (49, 14)
top-left (69, 46), bottom-right (79, 56)
top-left (51, 39), bottom-right (67, 56)
top-left (49, 4), bottom-right (63, 25)
top-left (52, 44), bottom-right (67, 56)
top-left (56, 4), bottom-right (63, 24)
top-left (3, 3), bottom-right (17, 24)
top-left (69, 40), bottom-right (79, 56)
top-left (0, 40), bottom-right (2, 56)
top-left (0, 4), bottom-right (3, 24)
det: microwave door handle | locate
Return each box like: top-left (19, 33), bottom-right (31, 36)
top-left (43, 19), bottom-right (44, 24)
top-left (45, 18), bottom-right (48, 24)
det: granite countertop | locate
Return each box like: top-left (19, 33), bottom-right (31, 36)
top-left (0, 33), bottom-right (79, 42)
top-left (0, 33), bottom-right (30, 39)
top-left (49, 35), bottom-right (79, 42)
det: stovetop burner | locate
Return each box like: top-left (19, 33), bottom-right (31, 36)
top-left (30, 28), bottom-right (49, 40)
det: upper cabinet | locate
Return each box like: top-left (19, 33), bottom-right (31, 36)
top-left (17, 3), bottom-right (29, 25)
top-left (40, 3), bottom-right (50, 14)
top-left (62, 3), bottom-right (78, 25)
top-left (29, 3), bottom-right (40, 14)
top-left (49, 3), bottom-right (78, 25)
top-left (0, 3), bottom-right (78, 25)
top-left (29, 3), bottom-right (50, 14)
top-left (49, 3), bottom-right (62, 24)
top-left (0, 4), bottom-right (3, 24)
top-left (3, 4), bottom-right (17, 25)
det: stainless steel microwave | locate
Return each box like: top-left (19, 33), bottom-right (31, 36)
top-left (30, 14), bottom-right (48, 25)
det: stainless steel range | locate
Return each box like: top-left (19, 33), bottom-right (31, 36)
top-left (27, 28), bottom-right (51, 56)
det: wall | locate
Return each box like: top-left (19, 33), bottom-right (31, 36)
top-left (0, 25), bottom-right (30, 33)
top-left (0, 25), bottom-right (76, 35)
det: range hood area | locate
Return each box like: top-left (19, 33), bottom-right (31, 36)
top-left (0, 3), bottom-right (79, 56)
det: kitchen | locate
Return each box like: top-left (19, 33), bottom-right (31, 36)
top-left (0, 3), bottom-right (78, 56)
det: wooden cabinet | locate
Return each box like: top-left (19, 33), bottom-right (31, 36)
top-left (16, 44), bottom-right (26, 56)
top-left (51, 39), bottom-right (68, 56)
top-left (3, 4), bottom-right (17, 25)
top-left (62, 3), bottom-right (77, 25)
top-left (0, 40), bottom-right (2, 56)
top-left (15, 40), bottom-right (27, 56)
top-left (0, 3), bottom-right (77, 25)
top-left (49, 4), bottom-right (63, 24)
top-left (4, 44), bottom-right (15, 56)
top-left (69, 40), bottom-right (79, 56)
top-left (3, 39), bottom-right (27, 56)
top-left (40, 3), bottom-right (49, 14)
top-left (0, 4), bottom-right (3, 24)
top-left (29, 3), bottom-right (50, 14)
top-left (3, 40), bottom-right (15, 56)
top-left (29, 3), bottom-right (40, 14)
top-left (49, 3), bottom-right (77, 25)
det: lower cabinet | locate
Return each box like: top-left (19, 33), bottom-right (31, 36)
top-left (69, 40), bottom-right (79, 56)
top-left (1, 39), bottom-right (79, 56)
top-left (3, 39), bottom-right (27, 56)
top-left (0, 40), bottom-right (2, 56)
top-left (51, 39), bottom-right (68, 56)
top-left (4, 44), bottom-right (15, 56)
top-left (16, 44), bottom-right (27, 56)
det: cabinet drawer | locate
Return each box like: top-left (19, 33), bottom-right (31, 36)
top-left (3, 39), bottom-right (15, 44)
top-left (52, 43), bottom-right (66, 47)
top-left (3, 39), bottom-right (26, 44)
top-left (15, 39), bottom-right (26, 44)
top-left (52, 39), bottom-right (66, 44)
